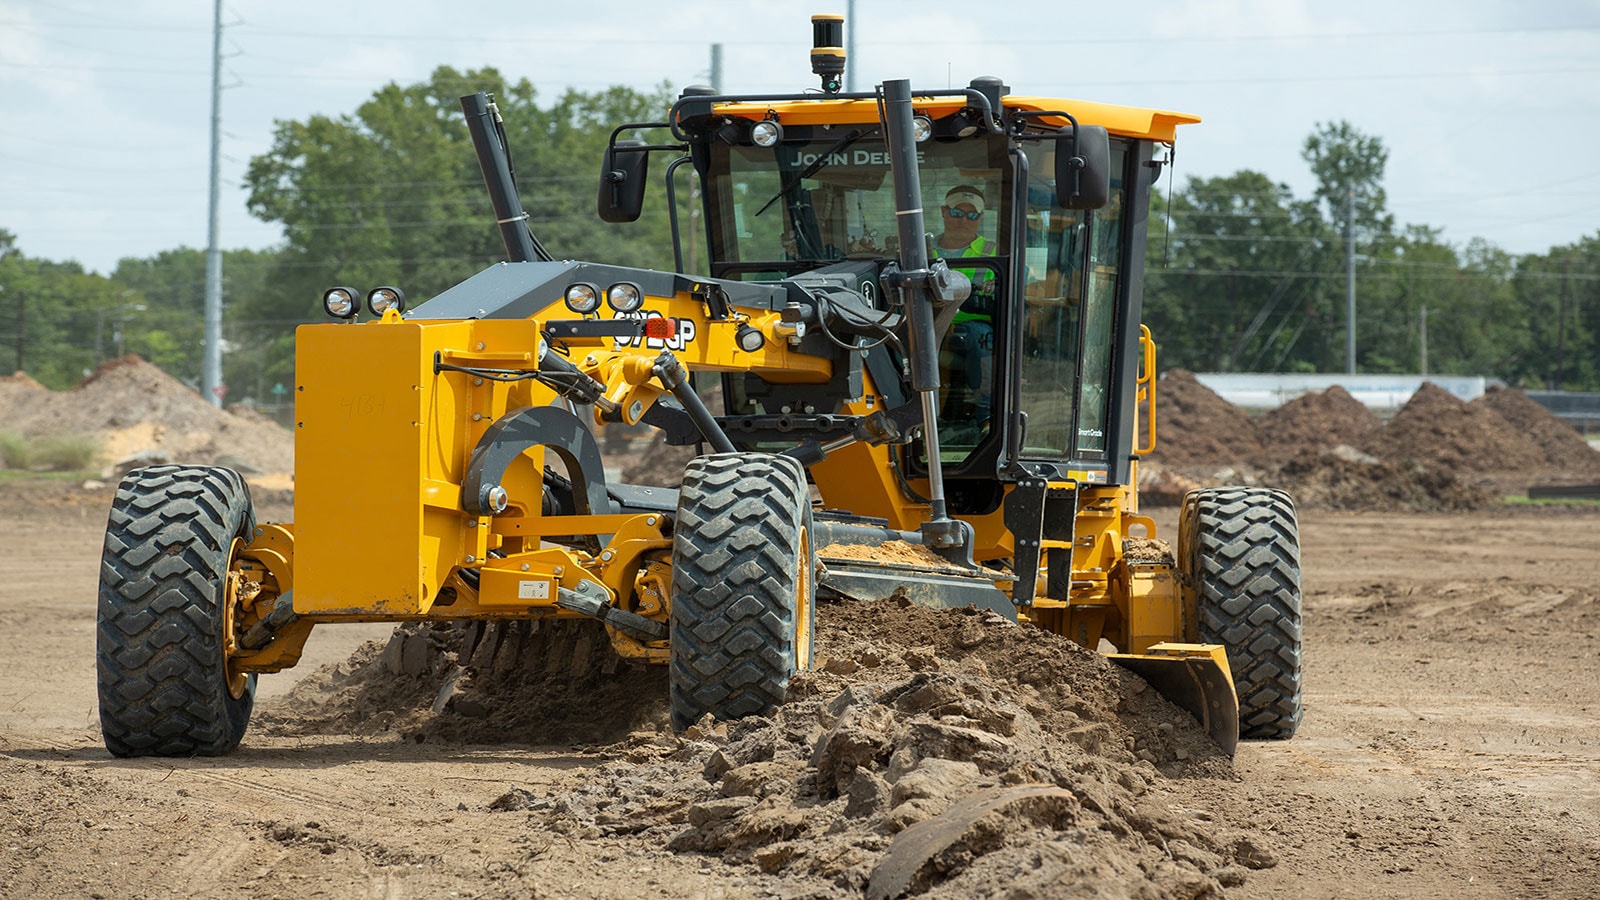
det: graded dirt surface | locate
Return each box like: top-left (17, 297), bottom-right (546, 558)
top-left (2, 479), bottom-right (1597, 899)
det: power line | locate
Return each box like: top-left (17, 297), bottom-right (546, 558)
top-left (6, 18), bottom-right (1597, 44)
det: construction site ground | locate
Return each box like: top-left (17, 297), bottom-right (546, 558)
top-left (3, 360), bottom-right (1599, 896)
top-left (1, 479), bottom-right (1596, 899)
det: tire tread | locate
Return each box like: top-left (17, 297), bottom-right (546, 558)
top-left (96, 465), bottom-right (257, 757)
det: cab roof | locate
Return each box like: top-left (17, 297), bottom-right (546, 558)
top-left (714, 94), bottom-right (1199, 143)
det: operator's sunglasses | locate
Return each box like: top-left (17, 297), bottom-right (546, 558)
top-left (943, 206), bottom-right (981, 221)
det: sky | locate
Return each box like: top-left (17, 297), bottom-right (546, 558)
top-left (2, 0), bottom-right (1599, 276)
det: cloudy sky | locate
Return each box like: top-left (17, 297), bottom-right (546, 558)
top-left (3, 0), bottom-right (1598, 275)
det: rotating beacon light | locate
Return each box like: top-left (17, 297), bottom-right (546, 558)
top-left (810, 14), bottom-right (845, 94)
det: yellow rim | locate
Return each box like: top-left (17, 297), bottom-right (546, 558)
top-left (795, 527), bottom-right (814, 669)
top-left (222, 538), bottom-right (249, 700)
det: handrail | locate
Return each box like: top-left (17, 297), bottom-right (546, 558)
top-left (1133, 324), bottom-right (1156, 456)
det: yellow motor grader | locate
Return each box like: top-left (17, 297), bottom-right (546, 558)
top-left (96, 15), bottom-right (1301, 758)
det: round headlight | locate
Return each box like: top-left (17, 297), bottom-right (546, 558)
top-left (912, 115), bottom-right (933, 143)
top-left (366, 286), bottom-right (406, 316)
top-left (564, 282), bottom-right (601, 314)
top-left (735, 324), bottom-right (766, 352)
top-left (322, 286), bottom-right (358, 319)
top-left (751, 119), bottom-right (783, 148)
top-left (606, 282), bottom-right (643, 312)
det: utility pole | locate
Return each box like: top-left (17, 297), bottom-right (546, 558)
top-left (13, 289), bottom-right (22, 374)
top-left (1418, 305), bottom-right (1428, 377)
top-left (1345, 184), bottom-right (1356, 375)
top-left (203, 0), bottom-right (224, 407)
top-left (845, 0), bottom-right (856, 93)
top-left (710, 43), bottom-right (723, 94)
top-left (1553, 258), bottom-right (1570, 389)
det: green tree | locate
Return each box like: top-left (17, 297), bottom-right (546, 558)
top-left (1512, 235), bottom-right (1600, 390)
top-left (1301, 120), bottom-right (1395, 240)
top-left (1301, 120), bottom-right (1400, 372)
top-left (240, 67), bottom-right (680, 387)
top-left (0, 230), bottom-right (145, 388)
top-left (1144, 171), bottom-right (1333, 372)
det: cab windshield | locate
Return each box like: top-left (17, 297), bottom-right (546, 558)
top-left (704, 128), bottom-right (1136, 472)
top-left (705, 133), bottom-right (1012, 273)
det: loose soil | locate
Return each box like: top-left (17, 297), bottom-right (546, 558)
top-left (3, 365), bottom-right (1599, 896)
top-left (2, 480), bottom-right (1597, 898)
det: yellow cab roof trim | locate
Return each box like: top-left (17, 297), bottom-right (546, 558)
top-left (712, 95), bottom-right (1200, 143)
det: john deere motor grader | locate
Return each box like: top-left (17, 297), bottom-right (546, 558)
top-left (96, 15), bottom-right (1302, 758)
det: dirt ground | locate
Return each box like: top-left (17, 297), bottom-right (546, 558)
top-left (1, 479), bottom-right (1596, 899)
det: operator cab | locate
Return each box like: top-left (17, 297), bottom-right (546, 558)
top-left (694, 114), bottom-right (1158, 506)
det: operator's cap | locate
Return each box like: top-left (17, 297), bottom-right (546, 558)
top-left (944, 185), bottom-right (985, 214)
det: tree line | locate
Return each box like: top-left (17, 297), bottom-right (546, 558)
top-left (1, 67), bottom-right (1595, 399)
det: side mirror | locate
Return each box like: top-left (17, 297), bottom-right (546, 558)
top-left (1054, 124), bottom-right (1110, 210)
top-left (598, 140), bottom-right (649, 223)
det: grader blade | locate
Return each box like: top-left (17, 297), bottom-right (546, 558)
top-left (814, 521), bottom-right (1018, 619)
top-left (818, 558), bottom-right (1018, 618)
top-left (1110, 643), bottom-right (1239, 756)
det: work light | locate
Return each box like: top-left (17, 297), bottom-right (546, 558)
top-left (564, 282), bottom-right (601, 314)
top-left (751, 118), bottom-right (784, 148)
top-left (366, 286), bottom-right (406, 316)
top-left (322, 287), bottom-right (359, 319)
top-left (606, 282), bottom-right (644, 313)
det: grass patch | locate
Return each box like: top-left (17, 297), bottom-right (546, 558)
top-left (0, 430), bottom-right (29, 469)
top-left (1500, 494), bottom-right (1600, 507)
top-left (32, 433), bottom-right (101, 472)
top-left (0, 431), bottom-right (102, 473)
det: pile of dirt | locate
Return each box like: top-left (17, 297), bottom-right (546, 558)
top-left (259, 620), bottom-right (669, 746)
top-left (263, 600), bottom-right (1272, 896)
top-left (1360, 382), bottom-right (1547, 480)
top-left (1149, 376), bottom-right (1599, 507)
top-left (1272, 447), bottom-right (1492, 512)
top-left (0, 356), bottom-right (293, 476)
top-left (1472, 386), bottom-right (1600, 481)
top-left (1253, 385), bottom-right (1379, 463)
top-left (1147, 370), bottom-right (1263, 469)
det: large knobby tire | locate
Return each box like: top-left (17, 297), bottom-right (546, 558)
top-left (1181, 487), bottom-right (1303, 740)
top-left (97, 465), bottom-right (259, 757)
top-left (669, 453), bottom-right (815, 732)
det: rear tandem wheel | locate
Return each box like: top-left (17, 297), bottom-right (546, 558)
top-left (668, 453), bottom-right (815, 732)
top-left (1181, 486), bottom-right (1303, 740)
top-left (96, 465), bottom-right (258, 757)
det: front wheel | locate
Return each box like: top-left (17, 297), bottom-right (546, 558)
top-left (97, 465), bottom-right (258, 757)
top-left (1181, 487), bottom-right (1303, 740)
top-left (668, 453), bottom-right (815, 732)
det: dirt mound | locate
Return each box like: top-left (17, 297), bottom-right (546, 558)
top-left (1151, 379), bottom-right (1596, 506)
top-left (1359, 382), bottom-right (1547, 492)
top-left (1254, 385), bottom-right (1379, 462)
top-left (0, 355), bottom-right (293, 475)
top-left (265, 600), bottom-right (1267, 895)
top-left (1, 370), bottom-right (47, 390)
top-left (1272, 447), bottom-right (1491, 512)
top-left (1472, 386), bottom-right (1600, 479)
top-left (1148, 370), bottom-right (1262, 469)
top-left (260, 620), bottom-right (669, 745)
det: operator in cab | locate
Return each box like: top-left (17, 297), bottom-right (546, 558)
top-left (931, 185), bottom-right (998, 438)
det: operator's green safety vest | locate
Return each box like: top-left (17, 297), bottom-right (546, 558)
top-left (935, 236), bottom-right (998, 324)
